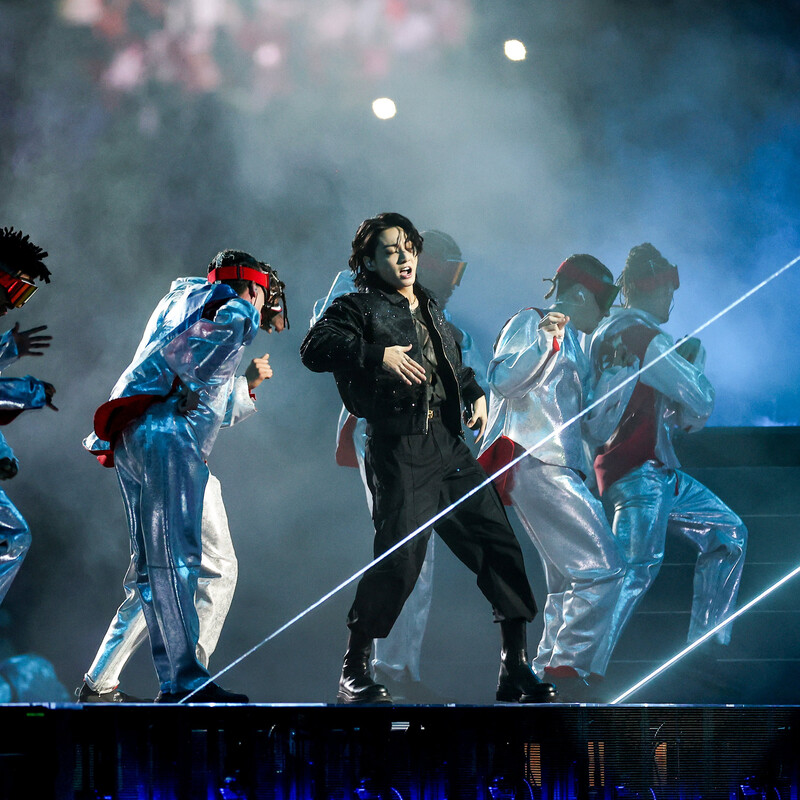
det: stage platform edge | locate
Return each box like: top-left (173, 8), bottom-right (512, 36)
top-left (1, 702), bottom-right (799, 799)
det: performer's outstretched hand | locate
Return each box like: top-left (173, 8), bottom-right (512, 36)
top-left (11, 323), bottom-right (52, 357)
top-left (245, 354), bottom-right (273, 390)
top-left (466, 394), bottom-right (488, 442)
top-left (537, 311), bottom-right (569, 339)
top-left (383, 344), bottom-right (426, 385)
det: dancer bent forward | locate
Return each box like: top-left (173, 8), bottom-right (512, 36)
top-left (84, 249), bottom-right (287, 703)
top-left (589, 243), bottom-right (747, 649)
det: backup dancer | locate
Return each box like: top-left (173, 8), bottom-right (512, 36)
top-left (84, 250), bottom-right (287, 703)
top-left (479, 255), bottom-right (636, 697)
top-left (0, 227), bottom-right (56, 608)
top-left (589, 243), bottom-right (747, 649)
top-left (302, 212), bottom-right (556, 705)
top-left (310, 231), bottom-right (485, 702)
top-left (76, 355), bottom-right (276, 703)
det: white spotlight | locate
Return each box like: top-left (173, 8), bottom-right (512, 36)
top-left (504, 39), bottom-right (527, 61)
top-left (254, 43), bottom-right (282, 68)
top-left (372, 97), bottom-right (397, 120)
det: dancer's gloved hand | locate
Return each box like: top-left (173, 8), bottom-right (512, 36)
top-left (0, 457), bottom-right (18, 480)
top-left (608, 342), bottom-right (637, 369)
top-left (11, 323), bottom-right (52, 357)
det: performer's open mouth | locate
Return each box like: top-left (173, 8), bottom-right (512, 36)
top-left (400, 266), bottom-right (413, 277)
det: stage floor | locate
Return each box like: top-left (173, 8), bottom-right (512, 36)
top-left (1, 702), bottom-right (798, 799)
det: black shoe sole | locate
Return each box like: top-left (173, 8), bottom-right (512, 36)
top-left (336, 691), bottom-right (393, 706)
top-left (496, 686), bottom-right (559, 703)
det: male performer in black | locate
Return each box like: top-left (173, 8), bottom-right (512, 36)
top-left (301, 212), bottom-right (556, 705)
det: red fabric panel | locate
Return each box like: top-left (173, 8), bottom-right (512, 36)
top-left (477, 435), bottom-right (521, 506)
top-left (335, 413), bottom-right (360, 468)
top-left (593, 323), bottom-right (661, 494)
top-left (94, 394), bottom-right (166, 443)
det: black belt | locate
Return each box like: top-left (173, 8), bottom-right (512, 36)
top-left (427, 407), bottom-right (442, 420)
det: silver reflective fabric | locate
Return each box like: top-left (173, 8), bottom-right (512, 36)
top-left (590, 308), bottom-right (745, 646)
top-left (603, 461), bottom-right (747, 646)
top-left (0, 329), bottom-right (19, 372)
top-left (589, 307), bottom-right (715, 469)
top-left (510, 459), bottom-right (626, 678)
top-left (85, 473), bottom-right (237, 692)
top-left (90, 278), bottom-right (258, 694)
top-left (484, 309), bottom-right (635, 474)
top-left (0, 488), bottom-right (30, 607)
top-left (0, 331), bottom-right (49, 607)
top-left (483, 309), bottom-right (634, 678)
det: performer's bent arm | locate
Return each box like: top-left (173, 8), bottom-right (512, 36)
top-left (301, 296), bottom-right (384, 374)
top-left (488, 309), bottom-right (560, 399)
top-left (638, 333), bottom-right (715, 429)
top-left (163, 300), bottom-right (255, 394)
top-left (0, 376), bottom-right (50, 412)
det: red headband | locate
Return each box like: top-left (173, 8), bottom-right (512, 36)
top-left (207, 265), bottom-right (268, 288)
top-left (556, 260), bottom-right (612, 297)
top-left (628, 263), bottom-right (679, 293)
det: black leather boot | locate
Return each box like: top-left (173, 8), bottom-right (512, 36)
top-left (337, 631), bottom-right (393, 705)
top-left (496, 619), bottom-right (558, 703)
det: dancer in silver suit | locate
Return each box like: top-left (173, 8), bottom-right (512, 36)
top-left (0, 227), bottom-right (56, 608)
top-left (311, 231), bottom-right (484, 702)
top-left (83, 250), bottom-right (287, 703)
top-left (480, 255), bottom-right (635, 697)
top-left (77, 359), bottom-right (274, 702)
top-left (589, 243), bottom-right (747, 649)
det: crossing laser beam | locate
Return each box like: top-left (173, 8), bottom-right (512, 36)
top-left (611, 561), bottom-right (800, 704)
top-left (180, 252), bottom-right (800, 703)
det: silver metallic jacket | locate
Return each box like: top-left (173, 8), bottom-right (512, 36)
top-left (85, 277), bottom-right (259, 460)
top-left (588, 307), bottom-right (714, 471)
top-left (482, 308), bottom-right (635, 476)
top-left (0, 329), bottom-right (49, 463)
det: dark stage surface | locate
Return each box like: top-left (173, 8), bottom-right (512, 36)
top-left (2, 702), bottom-right (799, 799)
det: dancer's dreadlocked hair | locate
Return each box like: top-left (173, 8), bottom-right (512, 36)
top-left (0, 227), bottom-right (51, 283)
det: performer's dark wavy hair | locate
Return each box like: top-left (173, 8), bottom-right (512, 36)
top-left (0, 227), bottom-right (51, 282)
top-left (348, 212), bottom-right (424, 290)
top-left (208, 248), bottom-right (264, 295)
top-left (543, 253), bottom-right (613, 300)
top-left (618, 242), bottom-right (675, 300)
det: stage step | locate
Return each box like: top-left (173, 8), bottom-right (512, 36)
top-left (604, 426), bottom-right (800, 704)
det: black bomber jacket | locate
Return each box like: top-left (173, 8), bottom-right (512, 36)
top-left (300, 280), bottom-right (484, 437)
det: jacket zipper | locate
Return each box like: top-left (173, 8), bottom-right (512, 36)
top-left (426, 297), bottom-right (462, 433)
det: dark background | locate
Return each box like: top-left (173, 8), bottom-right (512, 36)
top-left (0, 0), bottom-right (798, 702)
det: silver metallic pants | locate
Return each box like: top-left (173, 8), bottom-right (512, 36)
top-left (510, 459), bottom-right (627, 678)
top-left (356, 445), bottom-right (434, 683)
top-left (85, 474), bottom-right (237, 693)
top-left (112, 402), bottom-right (211, 694)
top-left (0, 488), bottom-right (30, 607)
top-left (603, 461), bottom-right (748, 646)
